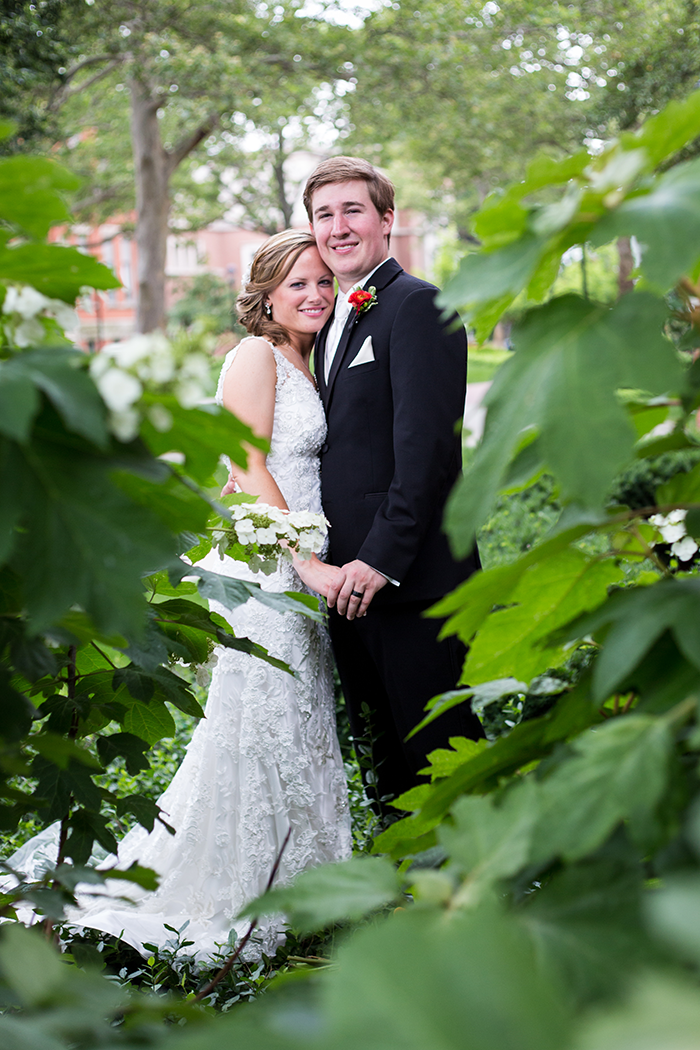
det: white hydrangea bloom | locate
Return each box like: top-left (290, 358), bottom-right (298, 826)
top-left (3, 285), bottom-right (49, 319)
top-left (235, 518), bottom-right (257, 543)
top-left (255, 526), bottom-right (278, 545)
top-left (147, 404), bottom-right (173, 432)
top-left (109, 408), bottom-right (140, 442)
top-left (671, 535), bottom-right (699, 560)
top-left (94, 367), bottom-right (143, 413)
top-left (14, 317), bottom-right (45, 348)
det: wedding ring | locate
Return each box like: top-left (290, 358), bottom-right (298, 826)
top-left (351, 590), bottom-right (365, 599)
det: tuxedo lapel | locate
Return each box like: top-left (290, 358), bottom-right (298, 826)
top-left (324, 258), bottom-right (404, 405)
top-left (315, 313), bottom-right (334, 403)
top-left (325, 309), bottom-right (356, 398)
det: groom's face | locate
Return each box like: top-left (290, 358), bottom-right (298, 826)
top-left (310, 180), bottom-right (393, 293)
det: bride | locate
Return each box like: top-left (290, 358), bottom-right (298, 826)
top-left (8, 230), bottom-right (352, 962)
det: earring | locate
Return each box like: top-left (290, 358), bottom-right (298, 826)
top-left (264, 302), bottom-right (272, 317)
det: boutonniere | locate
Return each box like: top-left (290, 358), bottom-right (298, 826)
top-left (348, 286), bottom-right (378, 321)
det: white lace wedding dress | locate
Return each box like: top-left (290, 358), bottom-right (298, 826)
top-left (7, 338), bottom-right (352, 962)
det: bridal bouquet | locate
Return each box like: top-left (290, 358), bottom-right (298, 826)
top-left (212, 502), bottom-right (328, 574)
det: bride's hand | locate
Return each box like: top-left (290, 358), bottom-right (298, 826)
top-left (220, 472), bottom-right (237, 497)
top-left (293, 553), bottom-right (344, 599)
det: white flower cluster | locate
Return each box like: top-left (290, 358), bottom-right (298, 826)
top-left (649, 509), bottom-right (699, 562)
top-left (89, 332), bottom-right (211, 441)
top-left (214, 502), bottom-right (328, 575)
top-left (2, 284), bottom-right (78, 347)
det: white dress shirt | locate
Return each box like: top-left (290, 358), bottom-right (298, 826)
top-left (323, 258), bottom-right (390, 383)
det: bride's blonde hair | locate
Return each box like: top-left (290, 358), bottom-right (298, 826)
top-left (236, 230), bottom-right (320, 346)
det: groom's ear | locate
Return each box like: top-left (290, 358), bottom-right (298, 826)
top-left (381, 208), bottom-right (394, 244)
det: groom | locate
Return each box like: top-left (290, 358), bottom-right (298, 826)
top-left (303, 157), bottom-right (483, 809)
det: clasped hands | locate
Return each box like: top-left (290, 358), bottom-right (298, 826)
top-left (220, 474), bottom-right (385, 619)
top-left (294, 555), bottom-right (387, 620)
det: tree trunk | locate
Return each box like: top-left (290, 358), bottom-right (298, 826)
top-left (273, 133), bottom-right (293, 229)
top-left (617, 236), bottom-right (635, 298)
top-left (130, 78), bottom-right (170, 333)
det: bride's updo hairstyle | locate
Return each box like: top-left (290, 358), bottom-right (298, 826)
top-left (236, 229), bottom-right (320, 347)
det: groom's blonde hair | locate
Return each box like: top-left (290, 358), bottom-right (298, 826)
top-left (303, 157), bottom-right (395, 221)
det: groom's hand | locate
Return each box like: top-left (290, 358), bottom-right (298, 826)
top-left (329, 560), bottom-right (387, 620)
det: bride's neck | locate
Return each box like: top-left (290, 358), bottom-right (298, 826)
top-left (287, 333), bottom-right (314, 363)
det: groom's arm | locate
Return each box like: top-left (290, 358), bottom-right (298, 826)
top-left (354, 285), bottom-right (467, 588)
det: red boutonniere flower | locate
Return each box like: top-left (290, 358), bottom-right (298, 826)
top-left (348, 286), bottom-right (378, 320)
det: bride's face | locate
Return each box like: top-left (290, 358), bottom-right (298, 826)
top-left (267, 246), bottom-right (334, 347)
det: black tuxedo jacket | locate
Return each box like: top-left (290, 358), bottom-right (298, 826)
top-left (316, 257), bottom-right (479, 606)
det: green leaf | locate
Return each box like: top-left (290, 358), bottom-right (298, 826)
top-left (647, 874), bottom-right (700, 965)
top-left (620, 88), bottom-right (700, 170)
top-left (519, 836), bottom-right (653, 1005)
top-left (96, 732), bottom-right (150, 775)
top-left (439, 782), bottom-right (539, 902)
top-left (375, 685), bottom-right (598, 858)
top-left (438, 234), bottom-right (547, 339)
top-left (410, 680), bottom-right (527, 740)
top-left (9, 426), bottom-right (177, 634)
top-left (593, 156), bottom-right (700, 291)
top-left (241, 856), bottom-right (401, 932)
top-left (657, 461), bottom-right (700, 505)
top-left (0, 243), bottom-right (119, 302)
top-left (575, 973), bottom-right (700, 1050)
top-left (0, 924), bottom-right (66, 1006)
top-left (65, 809), bottom-right (118, 865)
top-left (101, 861), bottom-right (160, 891)
top-left (0, 156), bottom-right (80, 239)
top-left (0, 368), bottom-right (39, 441)
top-left (112, 468), bottom-right (211, 535)
top-left (568, 578), bottom-right (700, 702)
top-left (530, 714), bottom-right (672, 864)
top-left (188, 561), bottom-right (326, 622)
top-left (140, 397), bottom-right (264, 483)
top-left (122, 698), bottom-right (176, 745)
top-left (445, 293), bottom-right (682, 554)
top-left (116, 793), bottom-right (169, 834)
top-left (12, 351), bottom-right (109, 448)
top-left (321, 906), bottom-right (570, 1050)
top-left (463, 549), bottom-right (623, 685)
top-left (29, 733), bottom-right (103, 771)
top-left (418, 737), bottom-right (489, 780)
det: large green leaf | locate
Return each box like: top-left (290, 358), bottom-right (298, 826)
top-left (567, 578), bottom-right (700, 702)
top-left (1, 351), bottom-right (108, 448)
top-left (438, 234), bottom-right (547, 340)
top-left (439, 783), bottom-right (538, 904)
top-left (140, 397), bottom-right (264, 484)
top-left (375, 684), bottom-right (599, 858)
top-left (445, 292), bottom-right (682, 555)
top-left (319, 906), bottom-right (570, 1050)
top-left (0, 243), bottom-right (119, 302)
top-left (519, 837), bottom-right (653, 1006)
top-left (593, 157), bottom-right (700, 291)
top-left (121, 698), bottom-right (176, 745)
top-left (241, 856), bottom-right (401, 932)
top-left (8, 419), bottom-right (177, 634)
top-left (575, 973), bottom-right (700, 1050)
top-left (186, 561), bottom-right (326, 622)
top-left (529, 715), bottom-right (672, 864)
top-left (0, 156), bottom-right (80, 239)
top-left (463, 549), bottom-right (623, 685)
top-left (0, 370), bottom-right (39, 442)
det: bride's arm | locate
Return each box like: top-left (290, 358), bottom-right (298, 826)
top-left (221, 339), bottom-right (289, 511)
